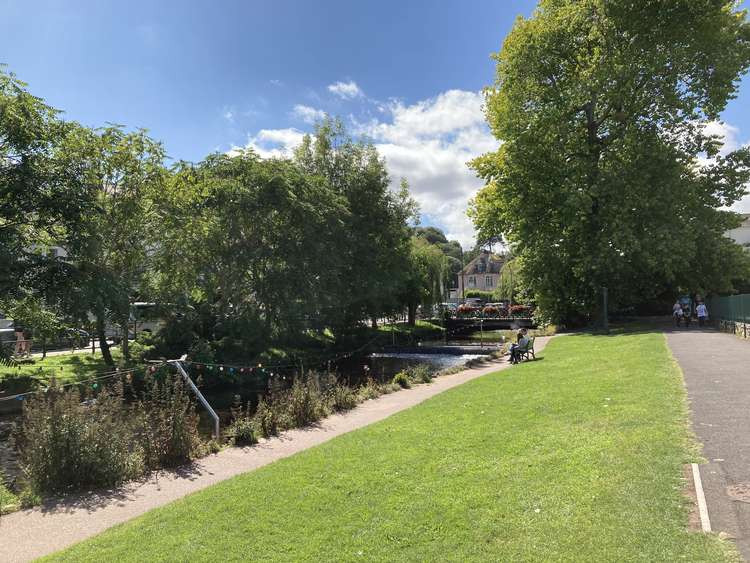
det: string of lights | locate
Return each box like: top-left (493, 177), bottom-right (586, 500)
top-left (0, 362), bottom-right (167, 402)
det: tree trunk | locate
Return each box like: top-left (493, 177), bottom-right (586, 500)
top-left (121, 319), bottom-right (130, 361)
top-left (96, 315), bottom-right (114, 367)
top-left (370, 317), bottom-right (378, 329)
top-left (407, 303), bottom-right (417, 327)
top-left (42, 338), bottom-right (47, 359)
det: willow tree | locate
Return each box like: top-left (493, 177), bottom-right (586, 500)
top-left (470, 1), bottom-right (750, 323)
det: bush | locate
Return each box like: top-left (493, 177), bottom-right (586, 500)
top-left (326, 383), bottom-right (358, 412)
top-left (15, 382), bottom-right (144, 494)
top-left (408, 364), bottom-right (433, 383)
top-left (482, 306), bottom-right (499, 317)
top-left (14, 373), bottom-right (204, 495)
top-left (357, 378), bottom-right (383, 401)
top-left (284, 377), bottom-right (326, 427)
top-left (0, 472), bottom-right (19, 515)
top-left (228, 400), bottom-right (258, 446)
top-left (139, 375), bottom-right (202, 469)
top-left (392, 371), bottom-right (411, 388)
top-left (252, 397), bottom-right (283, 438)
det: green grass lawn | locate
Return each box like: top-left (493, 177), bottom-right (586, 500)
top-left (46, 332), bottom-right (734, 562)
top-left (0, 351), bottom-right (117, 389)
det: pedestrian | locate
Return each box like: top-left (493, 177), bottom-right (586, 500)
top-left (14, 324), bottom-right (24, 356)
top-left (672, 301), bottom-right (683, 328)
top-left (696, 302), bottom-right (708, 327)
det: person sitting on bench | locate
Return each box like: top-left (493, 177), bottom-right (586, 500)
top-left (509, 329), bottom-right (530, 364)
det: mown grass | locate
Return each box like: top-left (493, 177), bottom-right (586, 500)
top-left (0, 351), bottom-right (117, 388)
top-left (46, 332), bottom-right (734, 562)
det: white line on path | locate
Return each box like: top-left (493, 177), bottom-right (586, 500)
top-left (692, 462), bottom-right (712, 533)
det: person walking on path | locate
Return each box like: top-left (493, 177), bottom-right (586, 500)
top-left (672, 301), bottom-right (683, 328)
top-left (14, 324), bottom-right (27, 356)
top-left (696, 302), bottom-right (708, 327)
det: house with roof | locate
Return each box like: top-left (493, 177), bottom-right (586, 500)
top-left (457, 250), bottom-right (506, 298)
top-left (727, 213), bottom-right (750, 248)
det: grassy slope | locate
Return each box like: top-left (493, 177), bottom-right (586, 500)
top-left (0, 351), bottom-right (114, 387)
top-left (47, 333), bottom-right (733, 562)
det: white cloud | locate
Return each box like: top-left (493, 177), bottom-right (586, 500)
top-left (233, 89), bottom-right (496, 247)
top-left (222, 109), bottom-right (234, 123)
top-left (328, 80), bottom-right (364, 100)
top-left (231, 128), bottom-right (306, 159)
top-left (703, 121), bottom-right (741, 155)
top-left (357, 90), bottom-right (497, 247)
top-left (292, 104), bottom-right (326, 124)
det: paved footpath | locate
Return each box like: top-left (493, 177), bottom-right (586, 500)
top-left (0, 337), bottom-right (551, 562)
top-left (666, 328), bottom-right (750, 560)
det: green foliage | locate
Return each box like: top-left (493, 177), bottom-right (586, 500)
top-left (14, 382), bottom-right (144, 494)
top-left (392, 371), bottom-right (411, 388)
top-left (356, 378), bottom-right (383, 401)
top-left (251, 397), bottom-right (283, 439)
top-left (14, 374), bottom-right (202, 495)
top-left (407, 364), bottom-right (433, 384)
top-left (0, 472), bottom-right (19, 515)
top-left (470, 0), bottom-right (750, 324)
top-left (325, 382), bottom-right (358, 413)
top-left (228, 402), bottom-right (258, 447)
top-left (138, 375), bottom-right (202, 469)
top-left (284, 377), bottom-right (327, 428)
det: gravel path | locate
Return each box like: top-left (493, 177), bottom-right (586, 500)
top-left (0, 337), bottom-right (551, 562)
top-left (666, 328), bottom-right (750, 560)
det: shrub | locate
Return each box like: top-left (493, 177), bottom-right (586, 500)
top-left (14, 382), bottom-right (144, 494)
top-left (228, 399), bottom-right (257, 446)
top-left (139, 375), bottom-right (202, 469)
top-left (0, 472), bottom-right (19, 515)
top-left (392, 371), bottom-right (411, 388)
top-left (252, 396), bottom-right (283, 438)
top-left (357, 378), bottom-right (383, 401)
top-left (326, 383), bottom-right (358, 412)
top-left (408, 364), bottom-right (433, 383)
top-left (482, 306), bottom-right (499, 317)
top-left (284, 377), bottom-right (326, 428)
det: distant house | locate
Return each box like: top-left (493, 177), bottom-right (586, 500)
top-left (458, 250), bottom-right (505, 298)
top-left (727, 213), bottom-right (750, 248)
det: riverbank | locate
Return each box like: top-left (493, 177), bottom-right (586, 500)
top-left (38, 331), bottom-right (733, 562)
top-left (0, 341), bottom-right (549, 562)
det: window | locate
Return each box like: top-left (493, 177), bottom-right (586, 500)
top-left (485, 276), bottom-right (494, 288)
top-left (468, 276), bottom-right (476, 288)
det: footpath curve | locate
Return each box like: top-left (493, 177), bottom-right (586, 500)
top-left (666, 328), bottom-right (750, 560)
top-left (0, 336), bottom-right (551, 563)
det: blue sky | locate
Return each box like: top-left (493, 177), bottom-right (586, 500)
top-left (2, 0), bottom-right (750, 246)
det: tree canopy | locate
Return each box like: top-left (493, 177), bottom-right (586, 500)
top-left (470, 0), bottom-right (750, 323)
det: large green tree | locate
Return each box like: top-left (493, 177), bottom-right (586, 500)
top-left (294, 119), bottom-right (417, 331)
top-left (470, 0), bottom-right (750, 323)
top-left (58, 125), bottom-right (167, 365)
top-left (0, 68), bottom-right (91, 300)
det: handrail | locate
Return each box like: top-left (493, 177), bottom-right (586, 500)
top-left (169, 359), bottom-right (220, 440)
